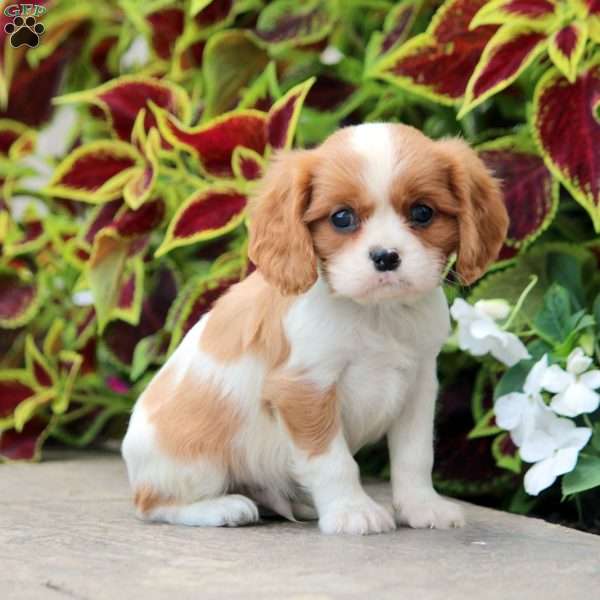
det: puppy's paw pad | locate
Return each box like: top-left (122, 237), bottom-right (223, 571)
top-left (395, 496), bottom-right (465, 529)
top-left (319, 498), bottom-right (396, 535)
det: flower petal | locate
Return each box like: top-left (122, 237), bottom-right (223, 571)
top-left (524, 456), bottom-right (558, 495)
top-left (566, 347), bottom-right (593, 375)
top-left (519, 428), bottom-right (557, 463)
top-left (494, 392), bottom-right (527, 431)
top-left (550, 383), bottom-right (600, 417)
top-left (541, 364), bottom-right (572, 393)
top-left (489, 332), bottom-right (530, 367)
top-left (473, 299), bottom-right (511, 321)
top-left (551, 447), bottom-right (581, 477)
top-left (523, 354), bottom-right (548, 395)
top-left (450, 297), bottom-right (476, 322)
top-left (580, 370), bottom-right (600, 390)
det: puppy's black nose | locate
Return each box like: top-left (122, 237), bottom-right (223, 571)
top-left (369, 248), bottom-right (400, 272)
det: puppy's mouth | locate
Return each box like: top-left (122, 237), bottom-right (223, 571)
top-left (353, 275), bottom-right (411, 302)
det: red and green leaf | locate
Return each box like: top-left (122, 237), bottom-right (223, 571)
top-left (0, 119), bottom-right (28, 156)
top-left (0, 267), bottom-right (41, 329)
top-left (0, 370), bottom-right (35, 423)
top-left (147, 7), bottom-right (185, 60)
top-left (166, 269), bottom-right (239, 353)
top-left (460, 24), bottom-right (548, 116)
top-left (232, 146), bottom-right (265, 181)
top-left (124, 128), bottom-right (160, 210)
top-left (470, 0), bottom-right (558, 29)
top-left (267, 78), bottom-right (314, 150)
top-left (492, 432), bottom-right (522, 474)
top-left (547, 21), bottom-right (588, 83)
top-left (111, 257), bottom-right (145, 326)
top-left (533, 59), bottom-right (600, 231)
top-left (155, 106), bottom-right (268, 177)
top-left (156, 186), bottom-right (247, 257)
top-left (113, 198), bottom-right (165, 238)
top-left (0, 417), bottom-right (50, 462)
top-left (103, 264), bottom-right (179, 367)
top-left (370, 0), bottom-right (498, 104)
top-left (25, 335), bottom-right (58, 390)
top-left (55, 76), bottom-right (190, 142)
top-left (478, 136), bottom-right (558, 254)
top-left (252, 0), bottom-right (339, 49)
top-left (47, 141), bottom-right (142, 203)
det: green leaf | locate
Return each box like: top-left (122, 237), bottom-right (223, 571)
top-left (533, 284), bottom-right (573, 344)
top-left (494, 360), bottom-right (532, 400)
top-left (202, 30), bottom-right (268, 120)
top-left (131, 332), bottom-right (167, 381)
top-left (562, 454), bottom-right (600, 496)
top-left (87, 229), bottom-right (130, 333)
top-left (546, 252), bottom-right (585, 310)
top-left (492, 433), bottom-right (521, 474)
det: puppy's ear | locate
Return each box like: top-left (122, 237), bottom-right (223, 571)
top-left (437, 139), bottom-right (508, 285)
top-left (248, 150), bottom-right (319, 295)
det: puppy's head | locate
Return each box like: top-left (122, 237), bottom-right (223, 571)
top-left (249, 123), bottom-right (508, 303)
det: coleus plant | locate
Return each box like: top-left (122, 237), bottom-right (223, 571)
top-left (0, 0), bottom-right (599, 530)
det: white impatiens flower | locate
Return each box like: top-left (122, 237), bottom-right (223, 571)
top-left (450, 298), bottom-right (530, 367)
top-left (542, 348), bottom-right (600, 417)
top-left (522, 411), bottom-right (591, 496)
top-left (495, 355), bottom-right (551, 446)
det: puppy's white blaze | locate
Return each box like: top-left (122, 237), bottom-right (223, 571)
top-left (350, 123), bottom-right (398, 205)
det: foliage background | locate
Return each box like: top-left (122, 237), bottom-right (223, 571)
top-left (0, 0), bottom-right (599, 530)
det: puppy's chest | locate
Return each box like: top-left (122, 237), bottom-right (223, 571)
top-left (337, 337), bottom-right (420, 452)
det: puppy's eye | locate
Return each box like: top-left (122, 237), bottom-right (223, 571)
top-left (409, 203), bottom-right (434, 226)
top-left (330, 208), bottom-right (358, 232)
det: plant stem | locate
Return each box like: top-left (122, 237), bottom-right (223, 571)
top-left (503, 275), bottom-right (538, 330)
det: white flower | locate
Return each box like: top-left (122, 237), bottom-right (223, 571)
top-left (72, 290), bottom-right (94, 307)
top-left (120, 35), bottom-right (150, 72)
top-left (494, 355), bottom-right (550, 446)
top-left (522, 410), bottom-right (591, 496)
top-left (542, 348), bottom-right (600, 417)
top-left (319, 46), bottom-right (344, 65)
top-left (450, 298), bottom-right (530, 367)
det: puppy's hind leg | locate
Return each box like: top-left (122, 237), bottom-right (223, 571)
top-left (137, 491), bottom-right (260, 527)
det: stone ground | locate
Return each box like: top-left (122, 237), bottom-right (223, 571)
top-left (2, 451), bottom-right (599, 600)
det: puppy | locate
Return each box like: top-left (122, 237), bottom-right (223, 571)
top-left (122, 123), bottom-right (508, 534)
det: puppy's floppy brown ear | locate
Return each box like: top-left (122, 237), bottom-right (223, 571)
top-left (248, 149), bottom-right (319, 295)
top-left (437, 138), bottom-right (508, 285)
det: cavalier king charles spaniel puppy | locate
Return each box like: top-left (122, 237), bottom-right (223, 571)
top-left (122, 123), bottom-right (508, 535)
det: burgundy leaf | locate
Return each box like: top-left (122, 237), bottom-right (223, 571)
top-left (174, 192), bottom-right (246, 238)
top-left (0, 418), bottom-right (48, 461)
top-left (158, 111), bottom-right (268, 177)
top-left (0, 270), bottom-right (38, 327)
top-left (0, 378), bottom-right (35, 418)
top-left (148, 8), bottom-right (184, 59)
top-left (305, 76), bottom-right (356, 112)
top-left (534, 62), bottom-right (600, 227)
top-left (480, 148), bottom-right (556, 247)
top-left (114, 199), bottom-right (165, 237)
top-left (376, 0), bottom-right (497, 102)
top-left (195, 0), bottom-right (234, 26)
top-left (84, 201), bottom-right (122, 245)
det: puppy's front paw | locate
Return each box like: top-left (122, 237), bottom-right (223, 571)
top-left (394, 493), bottom-right (465, 529)
top-left (319, 497), bottom-right (396, 535)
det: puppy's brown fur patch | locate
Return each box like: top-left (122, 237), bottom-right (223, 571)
top-left (263, 372), bottom-right (339, 457)
top-left (143, 364), bottom-right (239, 464)
top-left (200, 271), bottom-right (293, 368)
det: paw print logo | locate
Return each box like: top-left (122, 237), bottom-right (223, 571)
top-left (4, 15), bottom-right (45, 48)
